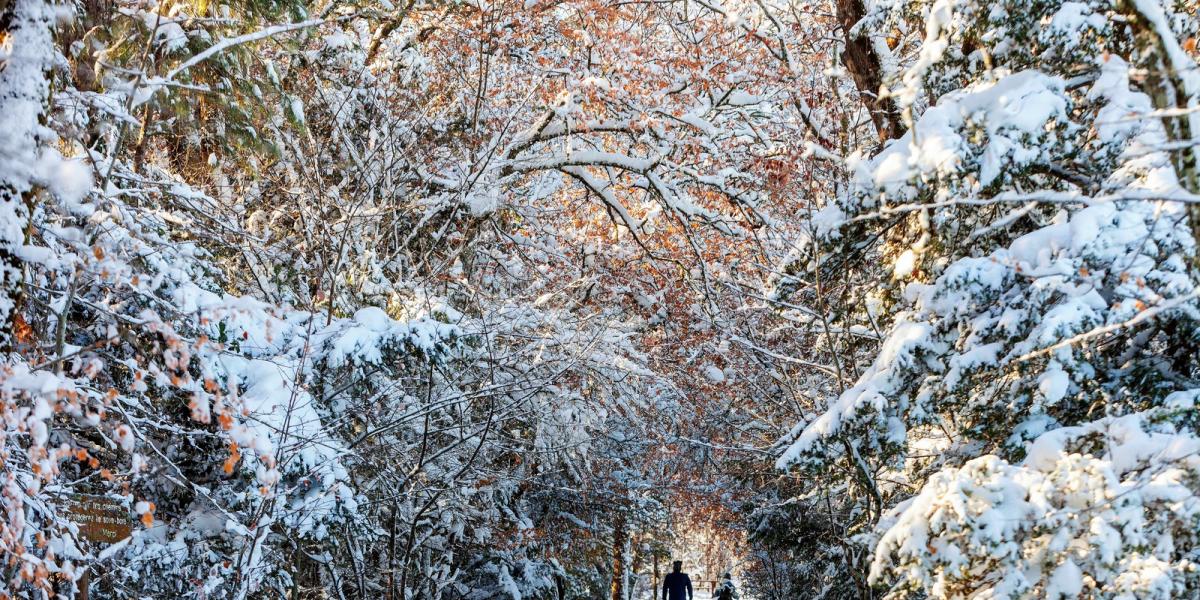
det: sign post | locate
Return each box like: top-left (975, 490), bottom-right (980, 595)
top-left (64, 495), bottom-right (133, 600)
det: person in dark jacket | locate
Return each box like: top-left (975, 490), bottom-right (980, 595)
top-left (662, 560), bottom-right (693, 600)
top-left (714, 573), bottom-right (737, 600)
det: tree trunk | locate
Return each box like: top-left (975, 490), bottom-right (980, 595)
top-left (653, 553), bottom-right (660, 600)
top-left (836, 0), bottom-right (904, 143)
top-left (1118, 0), bottom-right (1200, 262)
top-left (0, 0), bottom-right (53, 348)
top-left (610, 512), bottom-right (627, 600)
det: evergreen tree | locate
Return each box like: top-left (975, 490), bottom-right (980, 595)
top-left (778, 0), bottom-right (1200, 597)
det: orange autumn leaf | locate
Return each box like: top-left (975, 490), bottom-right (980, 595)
top-left (223, 443), bottom-right (241, 474)
top-left (12, 313), bottom-right (33, 344)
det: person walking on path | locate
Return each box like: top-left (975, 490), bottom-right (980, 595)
top-left (714, 573), bottom-right (738, 600)
top-left (662, 560), bottom-right (693, 600)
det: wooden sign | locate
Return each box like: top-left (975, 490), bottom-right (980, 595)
top-left (65, 494), bottom-right (132, 545)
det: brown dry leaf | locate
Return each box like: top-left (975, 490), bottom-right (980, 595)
top-left (12, 313), bottom-right (34, 345)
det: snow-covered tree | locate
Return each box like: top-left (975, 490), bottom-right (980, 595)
top-left (776, 0), bottom-right (1200, 597)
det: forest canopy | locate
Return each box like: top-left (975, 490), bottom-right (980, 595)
top-left (1, 0), bottom-right (1200, 598)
